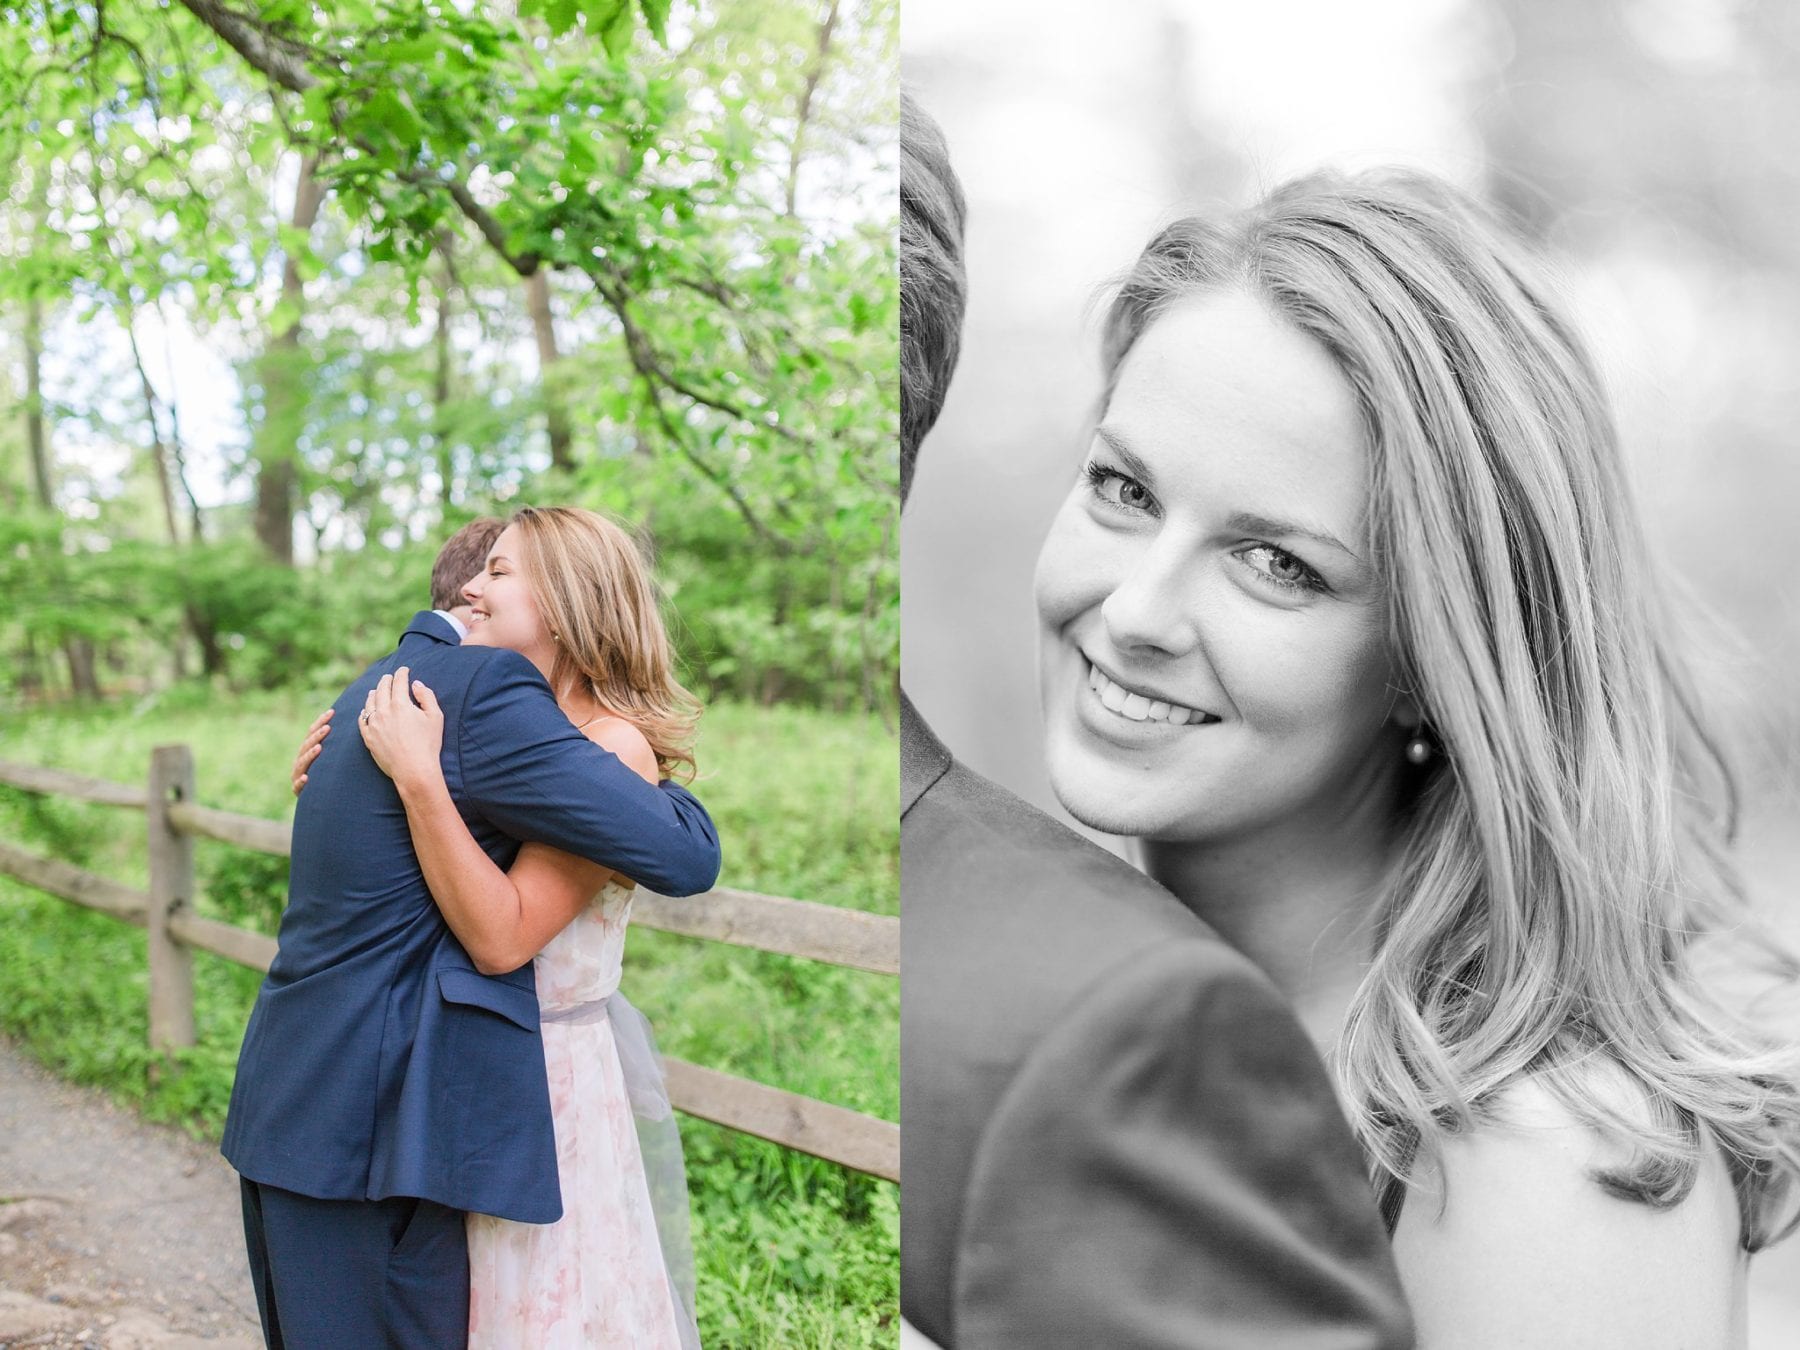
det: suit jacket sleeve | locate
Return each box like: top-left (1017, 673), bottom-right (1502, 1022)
top-left (456, 649), bottom-right (722, 897)
top-left (953, 940), bottom-right (1414, 1350)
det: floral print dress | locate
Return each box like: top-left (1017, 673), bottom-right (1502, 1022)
top-left (467, 880), bottom-right (693, 1348)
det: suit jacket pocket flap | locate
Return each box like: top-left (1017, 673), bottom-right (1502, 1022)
top-left (437, 968), bottom-right (539, 1030)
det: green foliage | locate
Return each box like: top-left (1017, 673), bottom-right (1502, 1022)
top-left (0, 891), bottom-right (262, 1131)
top-left (0, 694), bottom-right (897, 1347)
top-left (0, 0), bottom-right (897, 712)
top-left (0, 497), bottom-right (891, 708)
top-left (521, 0), bottom-right (673, 52)
top-left (0, 510), bottom-right (154, 654)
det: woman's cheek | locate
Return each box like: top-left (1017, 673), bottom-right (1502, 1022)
top-left (1244, 609), bottom-right (1392, 743)
top-left (1032, 507), bottom-right (1087, 629)
top-left (1209, 603), bottom-right (1335, 737)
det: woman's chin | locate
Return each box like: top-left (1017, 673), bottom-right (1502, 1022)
top-left (1044, 740), bottom-right (1160, 839)
top-left (461, 626), bottom-right (495, 647)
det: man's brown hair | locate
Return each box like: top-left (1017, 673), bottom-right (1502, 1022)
top-left (901, 89), bottom-right (968, 502)
top-left (429, 517), bottom-right (505, 611)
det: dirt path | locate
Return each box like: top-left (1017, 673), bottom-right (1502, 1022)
top-left (0, 1037), bottom-right (260, 1349)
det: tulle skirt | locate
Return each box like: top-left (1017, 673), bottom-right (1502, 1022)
top-left (467, 995), bottom-right (697, 1349)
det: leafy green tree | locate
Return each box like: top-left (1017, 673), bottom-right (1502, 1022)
top-left (0, 0), bottom-right (896, 709)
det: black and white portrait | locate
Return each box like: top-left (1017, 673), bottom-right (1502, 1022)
top-left (901, 2), bottom-right (1800, 1346)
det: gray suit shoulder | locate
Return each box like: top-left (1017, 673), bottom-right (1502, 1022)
top-left (955, 936), bottom-right (1412, 1349)
top-left (900, 757), bottom-right (1413, 1349)
top-left (903, 752), bottom-right (1287, 1085)
top-left (904, 753), bottom-right (1227, 957)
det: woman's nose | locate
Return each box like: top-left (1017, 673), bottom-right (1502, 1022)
top-left (461, 572), bottom-right (485, 604)
top-left (1100, 540), bottom-right (1203, 656)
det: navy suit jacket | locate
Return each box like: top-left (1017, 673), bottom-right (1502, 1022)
top-left (221, 612), bottom-right (721, 1222)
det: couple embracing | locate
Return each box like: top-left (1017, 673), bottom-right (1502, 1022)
top-left (222, 506), bottom-right (710, 1347)
top-left (901, 91), bottom-right (1800, 1349)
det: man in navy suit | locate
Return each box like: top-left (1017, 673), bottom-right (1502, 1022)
top-left (899, 93), bottom-right (1412, 1348)
top-left (222, 517), bottom-right (722, 1347)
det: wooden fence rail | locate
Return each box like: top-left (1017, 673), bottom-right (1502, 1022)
top-left (0, 751), bottom-right (899, 1183)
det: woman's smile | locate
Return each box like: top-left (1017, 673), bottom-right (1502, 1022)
top-left (1068, 652), bottom-right (1228, 753)
top-left (1083, 653), bottom-right (1219, 726)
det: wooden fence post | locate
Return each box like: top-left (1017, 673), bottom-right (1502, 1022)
top-left (147, 744), bottom-right (196, 1055)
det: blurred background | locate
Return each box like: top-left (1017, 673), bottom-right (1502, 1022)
top-left (902, 0), bottom-right (1800, 1336)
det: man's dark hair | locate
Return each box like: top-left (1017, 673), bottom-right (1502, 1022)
top-left (430, 516), bottom-right (506, 610)
top-left (901, 89), bottom-right (968, 503)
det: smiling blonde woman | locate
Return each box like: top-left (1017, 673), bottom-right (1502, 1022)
top-left (1034, 170), bottom-right (1800, 1348)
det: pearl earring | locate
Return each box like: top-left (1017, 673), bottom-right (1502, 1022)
top-left (1405, 734), bottom-right (1433, 766)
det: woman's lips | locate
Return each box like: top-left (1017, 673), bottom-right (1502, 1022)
top-left (1085, 658), bottom-right (1219, 726)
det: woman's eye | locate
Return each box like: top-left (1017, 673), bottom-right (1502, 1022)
top-left (1239, 544), bottom-right (1325, 594)
top-left (1084, 462), bottom-right (1156, 514)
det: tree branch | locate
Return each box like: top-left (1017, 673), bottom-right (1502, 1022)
top-left (784, 0), bottom-right (840, 220)
top-left (401, 169), bottom-right (540, 275)
top-left (638, 376), bottom-right (797, 554)
top-left (588, 266), bottom-right (806, 451)
top-left (175, 0), bottom-right (316, 94)
top-left (179, 1), bottom-right (544, 278)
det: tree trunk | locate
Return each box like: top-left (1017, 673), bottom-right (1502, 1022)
top-left (253, 154), bottom-right (327, 564)
top-left (826, 553), bottom-right (846, 712)
top-left (156, 298), bottom-right (207, 541)
top-left (784, 0), bottom-right (841, 220)
top-left (128, 318), bottom-right (184, 545)
top-left (24, 296), bottom-right (52, 507)
top-left (17, 314), bottom-right (46, 699)
top-left (62, 636), bottom-right (100, 699)
top-left (525, 270), bottom-right (574, 472)
top-left (127, 314), bottom-right (210, 680)
top-left (433, 245), bottom-right (456, 503)
top-left (24, 295), bottom-right (101, 700)
top-left (17, 632), bottom-right (44, 701)
top-left (188, 607), bottom-right (227, 678)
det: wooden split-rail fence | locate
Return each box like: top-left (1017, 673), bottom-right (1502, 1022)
top-left (0, 748), bottom-right (899, 1183)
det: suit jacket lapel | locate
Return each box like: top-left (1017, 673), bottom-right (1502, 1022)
top-left (901, 690), bottom-right (953, 817)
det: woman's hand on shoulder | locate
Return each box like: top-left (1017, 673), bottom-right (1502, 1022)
top-left (1392, 1076), bottom-right (1744, 1350)
top-left (291, 708), bottom-right (332, 795)
top-left (359, 667), bottom-right (447, 795)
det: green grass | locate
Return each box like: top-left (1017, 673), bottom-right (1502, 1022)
top-left (0, 689), bottom-right (898, 1348)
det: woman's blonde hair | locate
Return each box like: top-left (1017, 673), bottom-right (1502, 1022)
top-left (508, 505), bottom-right (701, 783)
top-left (1101, 169), bottom-right (1800, 1248)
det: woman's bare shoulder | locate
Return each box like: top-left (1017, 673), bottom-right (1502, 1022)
top-left (1392, 1075), bottom-right (1745, 1349)
top-left (583, 714), bottom-right (658, 785)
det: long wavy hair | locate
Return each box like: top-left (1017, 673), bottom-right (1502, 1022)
top-left (1099, 170), bottom-right (1800, 1248)
top-left (507, 505), bottom-right (700, 783)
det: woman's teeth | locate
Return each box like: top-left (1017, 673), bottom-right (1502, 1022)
top-left (1087, 663), bottom-right (1209, 725)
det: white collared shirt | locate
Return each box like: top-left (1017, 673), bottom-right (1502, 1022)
top-left (432, 609), bottom-right (469, 641)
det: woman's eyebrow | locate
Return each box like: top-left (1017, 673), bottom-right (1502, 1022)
top-left (1092, 424), bottom-right (1157, 486)
top-left (1227, 510), bottom-right (1364, 564)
